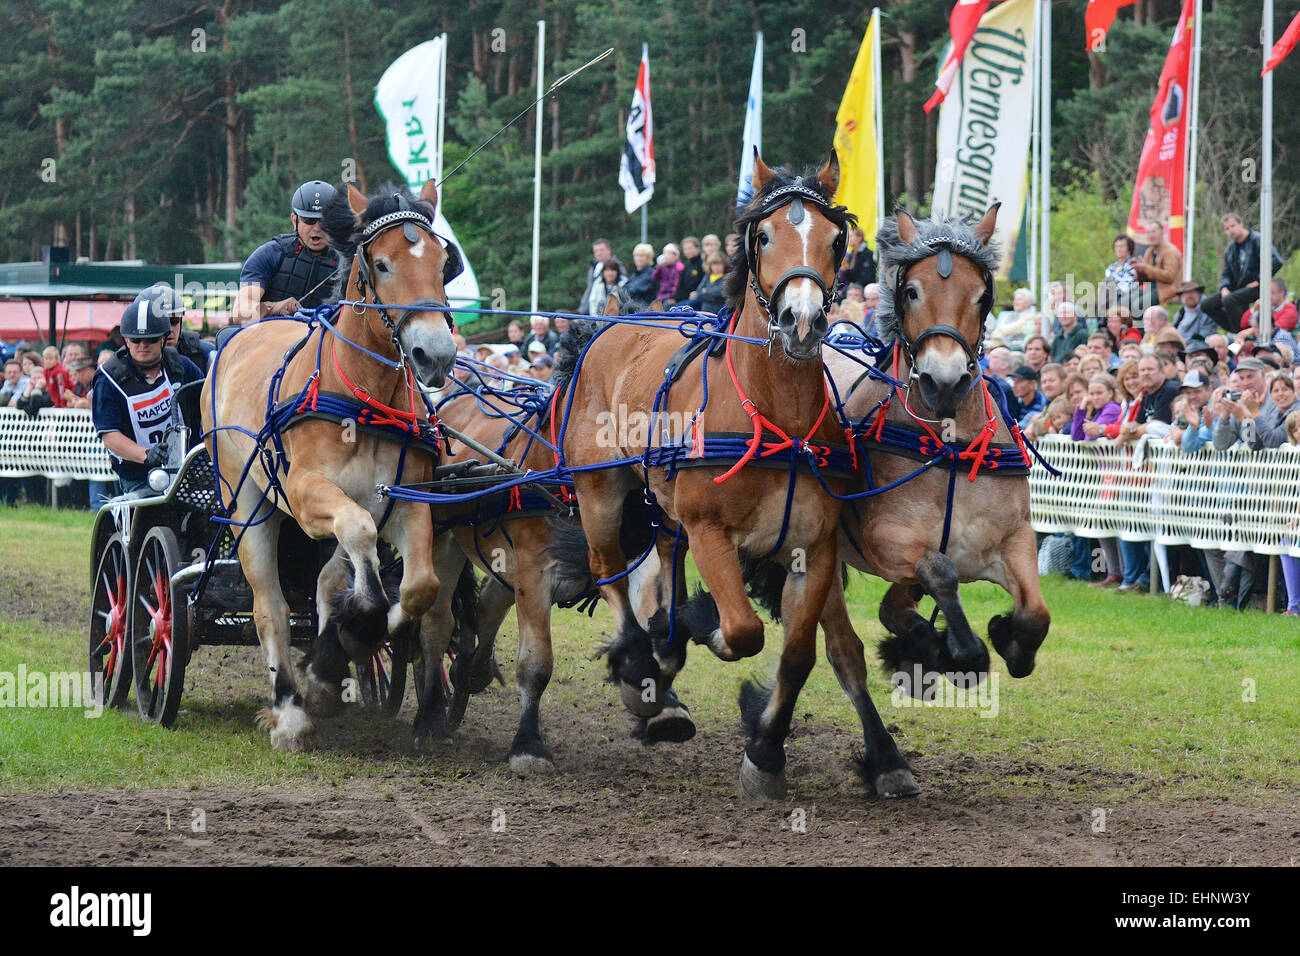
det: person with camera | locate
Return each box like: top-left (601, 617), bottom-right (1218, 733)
top-left (92, 285), bottom-right (205, 495)
top-left (1211, 356), bottom-right (1272, 451)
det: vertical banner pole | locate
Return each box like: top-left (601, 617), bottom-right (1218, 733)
top-left (530, 20), bottom-right (545, 317)
top-left (1261, 0), bottom-right (1275, 344)
top-left (1184, 3), bottom-right (1202, 280)
top-left (1037, 0), bottom-right (1052, 310)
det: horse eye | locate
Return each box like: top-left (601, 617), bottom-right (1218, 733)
top-left (758, 233), bottom-right (770, 247)
top-left (375, 260), bottom-right (390, 275)
top-left (907, 287), bottom-right (919, 301)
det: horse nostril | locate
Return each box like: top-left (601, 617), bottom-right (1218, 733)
top-left (411, 347), bottom-right (429, 368)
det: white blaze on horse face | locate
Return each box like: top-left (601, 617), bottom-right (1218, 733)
top-left (781, 205), bottom-right (822, 334)
top-left (407, 236), bottom-right (426, 259)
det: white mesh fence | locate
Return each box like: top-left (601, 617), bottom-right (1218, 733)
top-left (0, 408), bottom-right (115, 481)
top-left (1029, 434), bottom-right (1300, 558)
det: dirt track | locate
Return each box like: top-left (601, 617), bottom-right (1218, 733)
top-left (3, 647), bottom-right (1296, 866)
top-left (3, 556), bottom-right (1296, 867)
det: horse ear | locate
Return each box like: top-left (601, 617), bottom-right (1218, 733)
top-left (347, 185), bottom-right (368, 216)
top-left (897, 209), bottom-right (917, 244)
top-left (752, 149), bottom-right (775, 192)
top-left (648, 299), bottom-right (665, 312)
top-left (603, 293), bottom-right (621, 316)
top-left (818, 150), bottom-right (841, 196)
top-left (974, 203), bottom-right (1001, 245)
top-left (419, 178), bottom-right (439, 209)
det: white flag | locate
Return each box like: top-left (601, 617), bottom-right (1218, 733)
top-left (619, 44), bottom-right (655, 214)
top-left (375, 37), bottom-right (480, 309)
top-left (736, 33), bottom-right (763, 209)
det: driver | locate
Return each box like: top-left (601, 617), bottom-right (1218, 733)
top-left (234, 180), bottom-right (341, 324)
top-left (92, 285), bottom-right (205, 494)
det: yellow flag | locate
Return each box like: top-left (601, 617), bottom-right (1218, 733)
top-left (834, 11), bottom-right (881, 247)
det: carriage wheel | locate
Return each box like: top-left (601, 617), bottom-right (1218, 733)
top-left (356, 638), bottom-right (408, 715)
top-left (89, 533), bottom-right (133, 709)
top-left (130, 527), bottom-right (190, 728)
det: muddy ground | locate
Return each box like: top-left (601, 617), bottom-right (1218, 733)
top-left (2, 561), bottom-right (1296, 867)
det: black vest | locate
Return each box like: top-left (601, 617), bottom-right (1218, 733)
top-left (265, 233), bottom-right (340, 310)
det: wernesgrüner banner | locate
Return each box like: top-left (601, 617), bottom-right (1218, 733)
top-left (930, 0), bottom-right (1036, 280)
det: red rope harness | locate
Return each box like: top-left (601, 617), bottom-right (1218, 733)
top-left (868, 342), bottom-right (1029, 482)
top-left (329, 338), bottom-right (427, 433)
top-left (713, 310), bottom-right (832, 484)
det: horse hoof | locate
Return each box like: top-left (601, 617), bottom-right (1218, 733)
top-left (874, 768), bottom-right (921, 799)
top-left (619, 678), bottom-right (664, 718)
top-left (508, 752), bottom-right (556, 775)
top-left (300, 673), bottom-right (344, 717)
top-left (739, 752), bottom-right (788, 803)
top-left (644, 706), bottom-right (696, 744)
top-left (258, 704), bottom-right (315, 751)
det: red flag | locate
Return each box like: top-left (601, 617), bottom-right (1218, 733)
top-left (923, 0), bottom-right (993, 114)
top-left (1127, 0), bottom-right (1195, 255)
top-left (1263, 9), bottom-right (1300, 75)
top-left (1086, 0), bottom-right (1140, 52)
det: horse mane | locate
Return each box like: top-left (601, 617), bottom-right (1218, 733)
top-left (723, 165), bottom-right (856, 309)
top-left (320, 182), bottom-right (437, 301)
top-left (872, 210), bottom-right (1002, 342)
top-left (552, 286), bottom-right (637, 394)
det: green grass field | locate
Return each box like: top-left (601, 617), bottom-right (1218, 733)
top-left (2, 504), bottom-right (1298, 803)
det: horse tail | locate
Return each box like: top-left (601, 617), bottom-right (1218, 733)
top-left (333, 559), bottom-right (389, 652)
top-left (547, 488), bottom-right (657, 606)
top-left (738, 556), bottom-right (788, 619)
top-left (450, 559), bottom-right (481, 652)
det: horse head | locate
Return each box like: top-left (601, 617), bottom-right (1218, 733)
top-left (875, 205), bottom-right (1000, 420)
top-left (729, 150), bottom-right (852, 362)
top-left (323, 180), bottom-right (460, 388)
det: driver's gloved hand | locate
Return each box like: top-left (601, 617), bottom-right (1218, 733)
top-left (144, 443), bottom-right (169, 469)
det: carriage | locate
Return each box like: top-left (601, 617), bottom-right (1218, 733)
top-left (86, 380), bottom-right (431, 728)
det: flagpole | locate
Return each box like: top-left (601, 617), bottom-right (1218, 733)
top-left (1037, 0), bottom-right (1051, 310)
top-left (641, 205), bottom-right (647, 244)
top-left (1262, 0), bottom-right (1274, 344)
top-left (1184, 3), bottom-right (1201, 280)
top-left (871, 8), bottom-right (884, 237)
top-left (437, 34), bottom-right (447, 183)
top-left (1029, 0), bottom-right (1040, 310)
top-left (531, 20), bottom-right (545, 317)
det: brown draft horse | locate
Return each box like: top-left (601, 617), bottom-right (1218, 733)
top-left (561, 152), bottom-right (852, 800)
top-left (792, 206), bottom-right (1050, 796)
top-left (421, 292), bottom-right (693, 771)
top-left (202, 180), bottom-right (459, 749)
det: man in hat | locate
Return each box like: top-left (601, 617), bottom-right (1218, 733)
top-left (1171, 280), bottom-right (1215, 342)
top-left (1009, 365), bottom-right (1046, 429)
top-left (234, 180), bottom-right (341, 324)
top-left (1133, 220), bottom-right (1183, 307)
top-left (1212, 356), bottom-right (1272, 451)
top-left (60, 356), bottom-right (97, 409)
top-left (1170, 368), bottom-right (1215, 453)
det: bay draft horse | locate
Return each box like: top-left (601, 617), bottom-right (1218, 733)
top-left (421, 291), bottom-right (694, 772)
top-left (561, 152), bottom-right (852, 801)
top-left (748, 206), bottom-right (1051, 797)
top-left (203, 180), bottom-right (459, 750)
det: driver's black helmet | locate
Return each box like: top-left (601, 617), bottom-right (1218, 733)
top-left (292, 180), bottom-right (336, 218)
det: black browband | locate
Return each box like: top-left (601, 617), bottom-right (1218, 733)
top-left (743, 178), bottom-right (848, 324)
top-left (891, 230), bottom-right (995, 375)
top-left (353, 194), bottom-right (464, 345)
